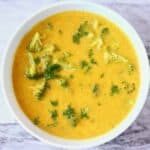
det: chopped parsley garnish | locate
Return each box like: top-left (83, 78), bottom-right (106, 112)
top-left (127, 83), bottom-right (136, 94)
top-left (128, 64), bottom-right (135, 75)
top-left (63, 105), bottom-right (78, 127)
top-left (90, 58), bottom-right (97, 64)
top-left (80, 108), bottom-right (89, 119)
top-left (122, 81), bottom-right (136, 94)
top-left (63, 105), bottom-right (75, 119)
top-left (34, 57), bottom-right (41, 65)
top-left (69, 74), bottom-right (74, 79)
top-left (44, 64), bottom-right (62, 80)
top-left (92, 84), bottom-right (100, 96)
top-left (88, 49), bottom-right (94, 58)
top-left (80, 60), bottom-right (91, 72)
top-left (49, 110), bottom-right (58, 120)
top-left (33, 116), bottom-right (40, 125)
top-left (101, 27), bottom-right (109, 38)
top-left (47, 22), bottom-right (53, 29)
top-left (50, 100), bottom-right (58, 106)
top-left (88, 49), bottom-right (97, 65)
top-left (100, 73), bottom-right (104, 78)
top-left (73, 21), bottom-right (89, 44)
top-left (46, 122), bottom-right (57, 128)
top-left (59, 78), bottom-right (69, 88)
top-left (111, 85), bottom-right (119, 95)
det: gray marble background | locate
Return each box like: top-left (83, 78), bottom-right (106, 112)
top-left (0, 0), bottom-right (150, 150)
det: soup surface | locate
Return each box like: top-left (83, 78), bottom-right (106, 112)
top-left (13, 11), bottom-right (140, 139)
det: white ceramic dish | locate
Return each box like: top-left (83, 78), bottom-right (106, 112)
top-left (1, 1), bottom-right (150, 149)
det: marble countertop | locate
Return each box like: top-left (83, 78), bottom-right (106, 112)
top-left (0, 0), bottom-right (150, 149)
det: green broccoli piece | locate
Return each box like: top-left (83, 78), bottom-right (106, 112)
top-left (43, 43), bottom-right (60, 54)
top-left (36, 54), bottom-right (52, 75)
top-left (44, 64), bottom-right (62, 80)
top-left (27, 32), bottom-right (43, 52)
top-left (26, 53), bottom-right (37, 79)
top-left (73, 21), bottom-right (89, 44)
top-left (33, 79), bottom-right (48, 100)
top-left (26, 54), bottom-right (52, 80)
top-left (104, 50), bottom-right (128, 64)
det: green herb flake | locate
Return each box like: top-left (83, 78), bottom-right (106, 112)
top-left (122, 81), bottom-right (136, 94)
top-left (44, 64), bottom-right (62, 80)
top-left (100, 73), bottom-right (104, 78)
top-left (69, 74), bottom-right (74, 79)
top-left (80, 108), bottom-right (89, 119)
top-left (92, 84), bottom-right (100, 96)
top-left (127, 83), bottom-right (136, 94)
top-left (50, 100), bottom-right (58, 106)
top-left (90, 58), bottom-right (97, 65)
top-left (46, 122), bottom-right (57, 128)
top-left (47, 22), bottom-right (53, 29)
top-left (101, 27), bottom-right (109, 38)
top-left (33, 116), bottom-right (40, 125)
top-left (34, 57), bottom-right (41, 65)
top-left (111, 85), bottom-right (119, 95)
top-left (88, 49), bottom-right (94, 58)
top-left (63, 105), bottom-right (78, 127)
top-left (73, 21), bottom-right (89, 44)
top-left (128, 64), bottom-right (135, 74)
top-left (49, 110), bottom-right (58, 120)
top-left (80, 60), bottom-right (91, 72)
top-left (59, 78), bottom-right (69, 88)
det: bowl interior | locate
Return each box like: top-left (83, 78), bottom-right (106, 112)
top-left (2, 1), bottom-right (150, 149)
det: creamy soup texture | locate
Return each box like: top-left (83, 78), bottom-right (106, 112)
top-left (13, 11), bottom-right (140, 139)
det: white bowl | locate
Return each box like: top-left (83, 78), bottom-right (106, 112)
top-left (1, 1), bottom-right (150, 149)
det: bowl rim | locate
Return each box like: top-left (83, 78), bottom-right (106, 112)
top-left (1, 1), bottom-right (150, 149)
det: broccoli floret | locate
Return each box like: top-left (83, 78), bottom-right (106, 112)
top-left (26, 54), bottom-right (52, 80)
top-left (43, 43), bottom-right (60, 54)
top-left (26, 53), bottom-right (37, 78)
top-left (27, 32), bottom-right (43, 52)
top-left (36, 54), bottom-right (52, 75)
top-left (57, 52), bottom-right (76, 71)
top-left (33, 79), bottom-right (48, 100)
top-left (104, 51), bottom-right (128, 64)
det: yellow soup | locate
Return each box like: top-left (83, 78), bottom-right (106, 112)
top-left (13, 11), bottom-right (140, 139)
